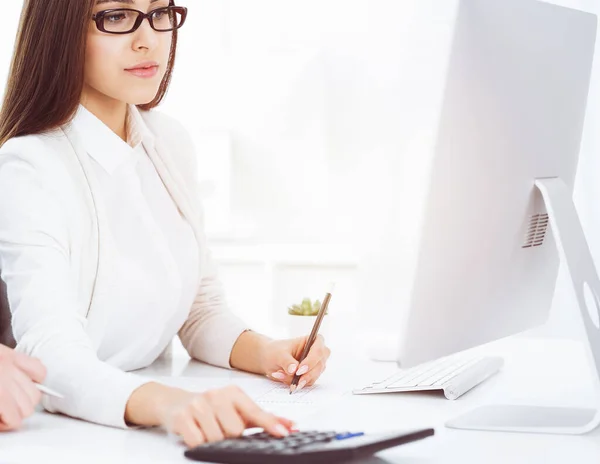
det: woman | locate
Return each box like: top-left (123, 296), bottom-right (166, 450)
top-left (0, 0), bottom-right (330, 446)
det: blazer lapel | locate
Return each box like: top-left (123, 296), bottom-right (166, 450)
top-left (141, 133), bottom-right (204, 248)
top-left (60, 123), bottom-right (109, 338)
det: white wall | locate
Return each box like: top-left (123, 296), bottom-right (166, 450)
top-left (164, 0), bottom-right (460, 245)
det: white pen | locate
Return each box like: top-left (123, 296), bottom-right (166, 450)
top-left (34, 383), bottom-right (64, 399)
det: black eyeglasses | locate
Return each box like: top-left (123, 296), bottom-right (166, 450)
top-left (92, 4), bottom-right (188, 35)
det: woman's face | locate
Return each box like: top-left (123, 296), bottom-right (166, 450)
top-left (84, 0), bottom-right (172, 106)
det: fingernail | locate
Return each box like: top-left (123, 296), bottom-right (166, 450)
top-left (271, 371), bottom-right (285, 380)
top-left (296, 365), bottom-right (309, 376)
top-left (287, 364), bottom-right (298, 374)
top-left (297, 380), bottom-right (307, 392)
top-left (275, 424), bottom-right (289, 437)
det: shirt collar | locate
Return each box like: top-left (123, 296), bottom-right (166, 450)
top-left (127, 104), bottom-right (155, 148)
top-left (71, 104), bottom-right (155, 175)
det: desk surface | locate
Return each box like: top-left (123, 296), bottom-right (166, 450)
top-left (0, 336), bottom-right (598, 464)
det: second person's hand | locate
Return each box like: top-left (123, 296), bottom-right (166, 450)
top-left (0, 344), bottom-right (47, 431)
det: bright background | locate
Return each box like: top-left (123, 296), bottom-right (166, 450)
top-left (1, 0), bottom-right (600, 352)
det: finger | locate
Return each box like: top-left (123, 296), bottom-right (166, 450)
top-left (13, 353), bottom-right (46, 384)
top-left (215, 403), bottom-right (246, 438)
top-left (295, 337), bottom-right (329, 377)
top-left (302, 348), bottom-right (330, 378)
top-left (0, 405), bottom-right (22, 430)
top-left (275, 416), bottom-right (295, 430)
top-left (172, 415), bottom-right (205, 448)
top-left (12, 368), bottom-right (41, 413)
top-left (0, 383), bottom-right (24, 430)
top-left (8, 375), bottom-right (34, 420)
top-left (298, 361), bottom-right (327, 390)
top-left (234, 393), bottom-right (289, 437)
top-left (274, 349), bottom-right (300, 376)
top-left (268, 370), bottom-right (287, 381)
top-left (267, 370), bottom-right (293, 384)
top-left (191, 396), bottom-right (224, 443)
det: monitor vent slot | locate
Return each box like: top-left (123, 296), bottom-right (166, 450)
top-left (522, 213), bottom-right (548, 248)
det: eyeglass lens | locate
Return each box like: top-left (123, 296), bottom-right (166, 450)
top-left (101, 7), bottom-right (183, 33)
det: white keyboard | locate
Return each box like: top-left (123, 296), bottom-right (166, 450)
top-left (353, 355), bottom-right (503, 400)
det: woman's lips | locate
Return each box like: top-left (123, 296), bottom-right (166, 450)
top-left (125, 65), bottom-right (159, 78)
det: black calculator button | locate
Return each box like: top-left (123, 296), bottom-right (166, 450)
top-left (271, 443), bottom-right (287, 450)
top-left (209, 442), bottom-right (230, 448)
top-left (212, 441), bottom-right (235, 448)
top-left (250, 442), bottom-right (269, 448)
top-left (226, 443), bottom-right (246, 450)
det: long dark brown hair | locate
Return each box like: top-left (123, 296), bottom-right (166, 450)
top-left (0, 0), bottom-right (178, 147)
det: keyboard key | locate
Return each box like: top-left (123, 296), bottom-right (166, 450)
top-left (415, 359), bottom-right (472, 387)
top-left (436, 357), bottom-right (482, 386)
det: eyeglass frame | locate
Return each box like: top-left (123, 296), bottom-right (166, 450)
top-left (91, 1), bottom-right (188, 35)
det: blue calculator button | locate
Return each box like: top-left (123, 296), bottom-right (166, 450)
top-left (335, 432), bottom-right (365, 440)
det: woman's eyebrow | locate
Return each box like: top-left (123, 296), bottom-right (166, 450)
top-left (96, 0), bottom-right (134, 4)
top-left (95, 0), bottom-right (162, 5)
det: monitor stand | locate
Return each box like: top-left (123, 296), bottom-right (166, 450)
top-left (446, 177), bottom-right (600, 434)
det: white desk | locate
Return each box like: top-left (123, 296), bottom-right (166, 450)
top-left (1, 336), bottom-right (599, 464)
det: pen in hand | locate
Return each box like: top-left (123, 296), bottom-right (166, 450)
top-left (289, 283), bottom-right (334, 395)
top-left (35, 383), bottom-right (64, 399)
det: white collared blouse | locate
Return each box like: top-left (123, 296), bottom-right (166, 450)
top-left (72, 105), bottom-right (199, 368)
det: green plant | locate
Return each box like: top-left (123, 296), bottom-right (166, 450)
top-left (287, 297), bottom-right (327, 316)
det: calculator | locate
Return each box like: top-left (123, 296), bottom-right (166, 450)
top-left (183, 428), bottom-right (434, 463)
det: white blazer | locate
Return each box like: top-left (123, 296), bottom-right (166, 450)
top-left (0, 107), bottom-right (248, 428)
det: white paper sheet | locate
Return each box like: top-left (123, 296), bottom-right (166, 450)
top-left (153, 375), bottom-right (350, 420)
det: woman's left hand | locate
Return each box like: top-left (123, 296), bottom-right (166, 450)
top-left (260, 335), bottom-right (331, 392)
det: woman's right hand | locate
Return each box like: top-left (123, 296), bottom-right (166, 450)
top-left (127, 383), bottom-right (293, 448)
top-left (163, 385), bottom-right (292, 447)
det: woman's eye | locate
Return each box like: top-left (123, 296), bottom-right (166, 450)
top-left (152, 11), bottom-right (166, 20)
top-left (105, 13), bottom-right (127, 23)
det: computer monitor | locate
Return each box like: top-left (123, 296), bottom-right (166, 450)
top-left (356, 0), bottom-right (600, 434)
top-left (360, 0), bottom-right (600, 434)
top-left (354, 0), bottom-right (599, 432)
top-left (390, 0), bottom-right (598, 369)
